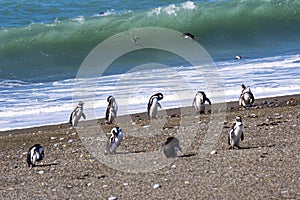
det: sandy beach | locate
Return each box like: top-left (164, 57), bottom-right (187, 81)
top-left (0, 94), bottom-right (299, 199)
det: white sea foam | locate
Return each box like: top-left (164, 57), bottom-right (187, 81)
top-left (0, 54), bottom-right (299, 131)
top-left (147, 1), bottom-right (197, 16)
top-left (72, 15), bottom-right (85, 24)
top-left (181, 1), bottom-right (197, 10)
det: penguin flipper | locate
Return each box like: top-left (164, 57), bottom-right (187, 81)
top-left (241, 132), bottom-right (244, 141)
top-left (205, 97), bottom-right (212, 105)
top-left (158, 102), bottom-right (162, 108)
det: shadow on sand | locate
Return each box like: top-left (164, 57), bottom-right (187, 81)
top-left (35, 162), bottom-right (59, 168)
top-left (236, 143), bottom-right (276, 150)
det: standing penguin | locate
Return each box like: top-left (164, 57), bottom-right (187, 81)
top-left (228, 116), bottom-right (244, 149)
top-left (147, 93), bottom-right (164, 119)
top-left (162, 137), bottom-right (182, 158)
top-left (26, 144), bottom-right (44, 168)
top-left (105, 95), bottom-right (118, 124)
top-left (239, 84), bottom-right (255, 107)
top-left (106, 127), bottom-right (124, 154)
top-left (69, 101), bottom-right (86, 127)
top-left (192, 91), bottom-right (211, 114)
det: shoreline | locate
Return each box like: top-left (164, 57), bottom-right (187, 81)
top-left (1, 93), bottom-right (299, 136)
top-left (0, 93), bottom-right (299, 199)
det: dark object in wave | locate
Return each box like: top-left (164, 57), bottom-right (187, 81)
top-left (182, 32), bottom-right (196, 40)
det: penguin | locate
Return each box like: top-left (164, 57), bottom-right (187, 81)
top-left (147, 92), bottom-right (164, 119)
top-left (192, 91), bottom-right (211, 114)
top-left (182, 32), bottom-right (196, 40)
top-left (69, 101), bottom-right (86, 127)
top-left (105, 95), bottom-right (118, 124)
top-left (228, 116), bottom-right (244, 149)
top-left (235, 55), bottom-right (242, 60)
top-left (239, 84), bottom-right (255, 107)
top-left (162, 137), bottom-right (182, 158)
top-left (26, 144), bottom-right (44, 168)
top-left (106, 127), bottom-right (124, 154)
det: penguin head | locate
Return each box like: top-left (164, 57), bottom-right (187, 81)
top-left (78, 101), bottom-right (84, 107)
top-left (196, 91), bottom-right (205, 97)
top-left (111, 127), bottom-right (121, 136)
top-left (152, 93), bottom-right (163, 101)
top-left (107, 95), bottom-right (115, 103)
top-left (236, 116), bottom-right (242, 121)
top-left (235, 116), bottom-right (243, 125)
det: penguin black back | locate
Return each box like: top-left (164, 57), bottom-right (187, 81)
top-left (26, 144), bottom-right (44, 167)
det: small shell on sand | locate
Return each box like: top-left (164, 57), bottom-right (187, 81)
top-left (68, 139), bottom-right (74, 143)
top-left (38, 170), bottom-right (44, 174)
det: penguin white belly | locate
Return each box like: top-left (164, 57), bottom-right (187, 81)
top-left (73, 109), bottom-right (83, 126)
top-left (149, 99), bottom-right (159, 118)
top-left (240, 92), bottom-right (253, 107)
top-left (232, 126), bottom-right (243, 146)
top-left (108, 108), bottom-right (115, 123)
top-left (194, 95), bottom-right (205, 112)
top-left (243, 93), bottom-right (251, 105)
top-left (239, 97), bottom-right (244, 107)
top-left (30, 148), bottom-right (38, 164)
top-left (111, 132), bottom-right (123, 153)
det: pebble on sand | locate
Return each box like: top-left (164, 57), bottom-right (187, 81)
top-left (68, 139), bottom-right (74, 143)
top-left (153, 183), bottom-right (161, 189)
top-left (210, 150), bottom-right (217, 155)
top-left (108, 196), bottom-right (118, 200)
top-left (251, 113), bottom-right (257, 118)
top-left (86, 183), bottom-right (92, 187)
